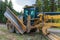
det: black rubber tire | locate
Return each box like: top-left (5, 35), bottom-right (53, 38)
top-left (6, 23), bottom-right (15, 33)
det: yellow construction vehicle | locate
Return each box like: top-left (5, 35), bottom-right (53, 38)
top-left (4, 6), bottom-right (60, 36)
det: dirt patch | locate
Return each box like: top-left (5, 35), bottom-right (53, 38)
top-left (0, 24), bottom-right (17, 40)
top-left (0, 31), bottom-right (6, 35)
top-left (0, 31), bottom-right (16, 40)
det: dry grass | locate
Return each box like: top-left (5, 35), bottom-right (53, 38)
top-left (0, 24), bottom-right (48, 40)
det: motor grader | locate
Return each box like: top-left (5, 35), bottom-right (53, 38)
top-left (4, 6), bottom-right (60, 36)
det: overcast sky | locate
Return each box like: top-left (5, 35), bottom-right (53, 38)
top-left (3, 0), bottom-right (36, 12)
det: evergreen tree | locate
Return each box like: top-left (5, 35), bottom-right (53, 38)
top-left (5, 0), bottom-right (8, 6)
top-left (0, 1), bottom-right (7, 23)
top-left (0, 0), bottom-right (20, 23)
top-left (43, 0), bottom-right (50, 12)
top-left (36, 0), bottom-right (58, 12)
top-left (50, 0), bottom-right (55, 12)
top-left (8, 0), bottom-right (13, 9)
top-left (36, 0), bottom-right (42, 12)
top-left (36, 0), bottom-right (51, 12)
top-left (57, 0), bottom-right (60, 12)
